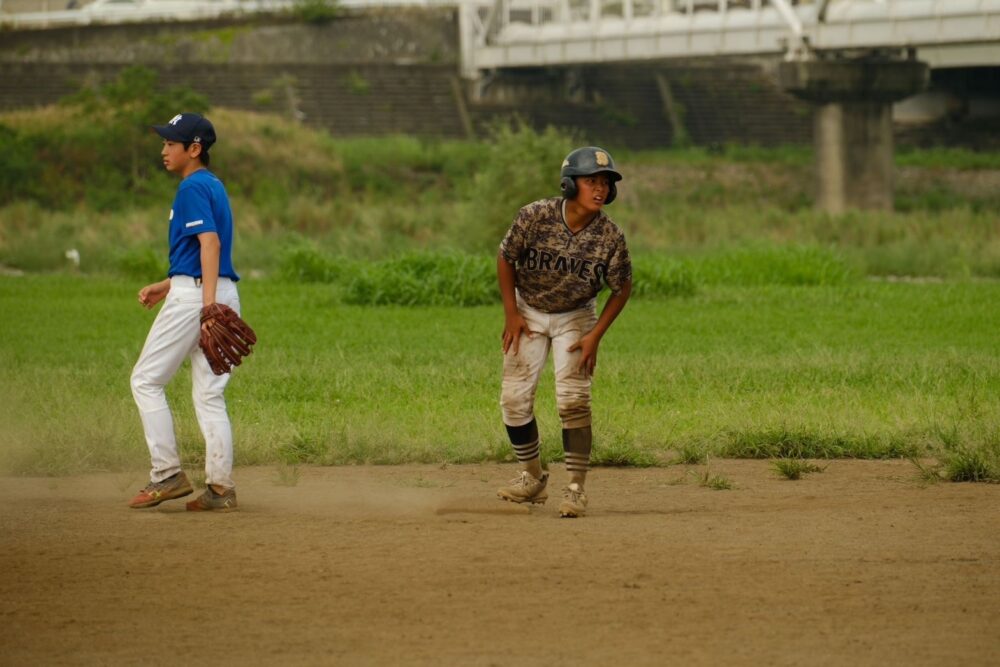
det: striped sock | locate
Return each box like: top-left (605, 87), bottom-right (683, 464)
top-left (506, 419), bottom-right (543, 480)
top-left (563, 426), bottom-right (592, 487)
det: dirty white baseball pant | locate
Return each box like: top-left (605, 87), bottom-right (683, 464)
top-left (500, 295), bottom-right (598, 429)
top-left (130, 276), bottom-right (240, 488)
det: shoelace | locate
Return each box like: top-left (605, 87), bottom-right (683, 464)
top-left (508, 472), bottom-right (531, 488)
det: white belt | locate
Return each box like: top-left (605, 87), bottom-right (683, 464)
top-left (170, 276), bottom-right (234, 288)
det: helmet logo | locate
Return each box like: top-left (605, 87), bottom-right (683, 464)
top-left (595, 151), bottom-right (609, 166)
top-left (561, 159), bottom-right (570, 168)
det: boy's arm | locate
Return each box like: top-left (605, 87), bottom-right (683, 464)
top-left (592, 280), bottom-right (632, 339)
top-left (568, 279), bottom-right (632, 375)
top-left (138, 278), bottom-right (171, 309)
top-left (498, 254), bottom-right (532, 355)
top-left (198, 231), bottom-right (221, 309)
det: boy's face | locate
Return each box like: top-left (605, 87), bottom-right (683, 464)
top-left (573, 173), bottom-right (612, 213)
top-left (160, 140), bottom-right (202, 175)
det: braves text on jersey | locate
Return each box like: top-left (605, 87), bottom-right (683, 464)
top-left (499, 197), bottom-right (631, 314)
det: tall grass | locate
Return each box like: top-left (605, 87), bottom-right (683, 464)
top-left (343, 252), bottom-right (496, 306)
top-left (771, 459), bottom-right (825, 480)
top-left (894, 146), bottom-right (1000, 170)
top-left (0, 67), bottom-right (208, 210)
top-left (2, 69), bottom-right (1000, 279)
top-left (3, 69), bottom-right (1000, 479)
top-left (686, 244), bottom-right (857, 286)
top-left (3, 277), bottom-right (1000, 475)
top-left (268, 244), bottom-right (856, 306)
top-left (721, 428), bottom-right (914, 460)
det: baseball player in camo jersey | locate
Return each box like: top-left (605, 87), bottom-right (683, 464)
top-left (127, 112), bottom-right (243, 512)
top-left (496, 146), bottom-right (633, 517)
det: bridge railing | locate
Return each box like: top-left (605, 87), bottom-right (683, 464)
top-left (0, 0), bottom-right (796, 29)
top-left (461, 0), bottom-right (1000, 75)
top-left (477, 0), bottom-right (787, 31)
top-left (5, 0), bottom-right (998, 72)
top-left (460, 0), bottom-right (813, 75)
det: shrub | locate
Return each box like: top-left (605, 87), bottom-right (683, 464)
top-left (278, 244), bottom-right (347, 283)
top-left (910, 443), bottom-right (1000, 484)
top-left (334, 135), bottom-right (476, 195)
top-left (293, 0), bottom-right (339, 24)
top-left (343, 252), bottom-right (497, 306)
top-left (941, 444), bottom-right (999, 483)
top-left (2, 66), bottom-right (208, 210)
top-left (0, 124), bottom-right (40, 204)
top-left (345, 70), bottom-right (370, 95)
top-left (462, 119), bottom-right (578, 248)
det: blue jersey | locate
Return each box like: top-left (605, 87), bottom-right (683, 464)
top-left (167, 169), bottom-right (239, 281)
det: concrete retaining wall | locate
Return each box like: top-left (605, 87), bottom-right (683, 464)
top-left (0, 10), bottom-right (459, 65)
top-left (1, 10), bottom-right (991, 148)
top-left (468, 63), bottom-right (813, 148)
top-left (0, 61), bottom-right (469, 137)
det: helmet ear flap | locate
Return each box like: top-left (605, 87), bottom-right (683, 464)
top-left (560, 176), bottom-right (577, 200)
top-left (605, 181), bottom-right (617, 205)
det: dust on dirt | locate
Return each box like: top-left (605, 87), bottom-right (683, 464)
top-left (1, 461), bottom-right (997, 666)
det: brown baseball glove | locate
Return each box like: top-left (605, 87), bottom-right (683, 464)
top-left (199, 303), bottom-right (257, 375)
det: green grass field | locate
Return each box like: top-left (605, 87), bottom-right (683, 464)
top-left (4, 101), bottom-right (1000, 281)
top-left (3, 275), bottom-right (999, 479)
top-left (2, 86), bottom-right (1000, 482)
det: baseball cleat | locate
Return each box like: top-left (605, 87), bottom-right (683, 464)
top-left (186, 486), bottom-right (238, 512)
top-left (128, 471), bottom-right (194, 508)
top-left (497, 471), bottom-right (549, 505)
top-left (558, 482), bottom-right (588, 518)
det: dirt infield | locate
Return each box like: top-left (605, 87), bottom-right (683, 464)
top-left (1, 461), bottom-right (998, 666)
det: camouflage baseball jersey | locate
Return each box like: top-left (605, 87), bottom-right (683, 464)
top-left (499, 197), bottom-right (632, 314)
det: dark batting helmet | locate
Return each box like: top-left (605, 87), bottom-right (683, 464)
top-left (560, 146), bottom-right (622, 205)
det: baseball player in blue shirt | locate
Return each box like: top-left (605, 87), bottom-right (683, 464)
top-left (128, 112), bottom-right (243, 512)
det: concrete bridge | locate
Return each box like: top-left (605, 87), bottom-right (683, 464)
top-left (8, 0), bottom-right (999, 70)
top-left (459, 0), bottom-right (1000, 76)
top-left (462, 0), bottom-right (999, 212)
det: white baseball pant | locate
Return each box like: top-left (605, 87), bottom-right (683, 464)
top-left (500, 295), bottom-right (598, 430)
top-left (130, 276), bottom-right (240, 488)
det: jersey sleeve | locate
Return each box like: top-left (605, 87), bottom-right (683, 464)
top-left (173, 181), bottom-right (217, 238)
top-left (604, 231), bottom-right (633, 294)
top-left (498, 206), bottom-right (531, 264)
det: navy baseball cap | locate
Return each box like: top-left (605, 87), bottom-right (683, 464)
top-left (152, 113), bottom-right (216, 150)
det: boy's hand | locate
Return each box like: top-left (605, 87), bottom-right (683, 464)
top-left (137, 281), bottom-right (169, 309)
top-left (502, 312), bottom-right (533, 355)
top-left (568, 331), bottom-right (600, 376)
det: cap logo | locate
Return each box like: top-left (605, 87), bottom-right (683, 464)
top-left (193, 136), bottom-right (201, 144)
top-left (595, 151), bottom-right (609, 166)
top-left (168, 114), bottom-right (183, 126)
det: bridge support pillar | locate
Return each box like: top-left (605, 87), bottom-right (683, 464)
top-left (779, 59), bottom-right (928, 213)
